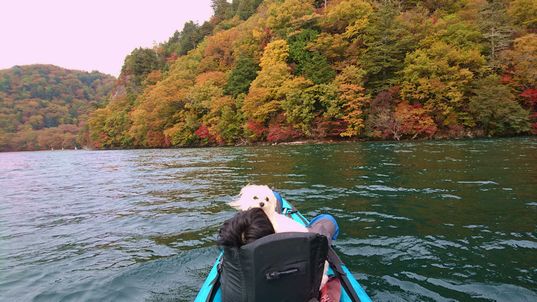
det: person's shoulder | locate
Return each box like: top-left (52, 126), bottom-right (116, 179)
top-left (274, 213), bottom-right (309, 233)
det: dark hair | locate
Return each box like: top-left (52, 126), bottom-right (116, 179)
top-left (217, 208), bottom-right (275, 247)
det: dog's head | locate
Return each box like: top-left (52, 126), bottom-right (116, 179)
top-left (229, 185), bottom-right (278, 215)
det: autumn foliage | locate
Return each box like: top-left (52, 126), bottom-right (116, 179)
top-left (520, 88), bottom-right (537, 134)
top-left (5, 0), bottom-right (535, 151)
top-left (0, 65), bottom-right (114, 151)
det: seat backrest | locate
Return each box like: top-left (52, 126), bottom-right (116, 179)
top-left (221, 232), bottom-right (328, 302)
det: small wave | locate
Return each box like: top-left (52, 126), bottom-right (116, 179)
top-left (382, 275), bottom-right (456, 302)
top-left (481, 240), bottom-right (537, 250)
top-left (356, 185), bottom-right (447, 194)
top-left (425, 278), bottom-right (537, 301)
top-left (339, 236), bottom-right (438, 262)
top-left (463, 224), bottom-right (488, 229)
top-left (352, 190), bottom-right (381, 198)
top-left (424, 236), bottom-right (466, 250)
top-left (353, 211), bottom-right (412, 221)
top-left (457, 180), bottom-right (498, 185)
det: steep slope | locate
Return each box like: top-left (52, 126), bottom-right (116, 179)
top-left (87, 0), bottom-right (537, 149)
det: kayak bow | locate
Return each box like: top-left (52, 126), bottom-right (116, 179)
top-left (194, 197), bottom-right (372, 302)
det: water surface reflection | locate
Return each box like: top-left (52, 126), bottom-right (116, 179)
top-left (1, 138), bottom-right (536, 301)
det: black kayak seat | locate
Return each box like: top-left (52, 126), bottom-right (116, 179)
top-left (221, 232), bottom-right (328, 302)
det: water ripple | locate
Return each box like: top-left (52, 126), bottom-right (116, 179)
top-left (1, 138), bottom-right (537, 301)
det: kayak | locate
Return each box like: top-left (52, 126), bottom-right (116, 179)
top-left (194, 196), bottom-right (372, 302)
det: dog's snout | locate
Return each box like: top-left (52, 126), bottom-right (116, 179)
top-left (259, 202), bottom-right (265, 207)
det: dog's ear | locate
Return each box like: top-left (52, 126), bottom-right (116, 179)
top-left (230, 187), bottom-right (248, 210)
top-left (228, 199), bottom-right (242, 210)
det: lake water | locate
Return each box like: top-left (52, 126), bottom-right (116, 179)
top-left (1, 138), bottom-right (536, 301)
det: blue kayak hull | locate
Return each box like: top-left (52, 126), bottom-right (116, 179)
top-left (194, 197), bottom-right (372, 302)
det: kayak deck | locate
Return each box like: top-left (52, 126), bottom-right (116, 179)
top-left (194, 197), bottom-right (372, 302)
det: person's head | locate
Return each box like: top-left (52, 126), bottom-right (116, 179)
top-left (217, 208), bottom-right (275, 247)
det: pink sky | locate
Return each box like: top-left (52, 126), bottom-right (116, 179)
top-left (0, 0), bottom-right (213, 77)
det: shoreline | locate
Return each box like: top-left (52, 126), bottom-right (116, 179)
top-left (2, 135), bottom-right (535, 152)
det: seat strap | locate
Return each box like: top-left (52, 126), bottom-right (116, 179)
top-left (205, 257), bottom-right (223, 302)
top-left (326, 247), bottom-right (361, 302)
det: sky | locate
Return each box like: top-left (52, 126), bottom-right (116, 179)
top-left (0, 0), bottom-right (214, 77)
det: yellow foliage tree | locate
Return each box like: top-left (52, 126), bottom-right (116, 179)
top-left (320, 0), bottom-right (372, 37)
top-left (266, 0), bottom-right (315, 37)
top-left (243, 39), bottom-right (291, 122)
top-left (502, 34), bottom-right (537, 88)
top-left (129, 51), bottom-right (202, 147)
top-left (335, 66), bottom-right (369, 137)
top-left (400, 41), bottom-right (486, 127)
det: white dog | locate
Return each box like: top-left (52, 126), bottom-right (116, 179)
top-left (229, 184), bottom-right (308, 233)
top-left (229, 184), bottom-right (329, 288)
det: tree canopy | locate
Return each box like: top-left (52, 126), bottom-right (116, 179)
top-left (0, 65), bottom-right (115, 151)
top-left (12, 0), bottom-right (534, 151)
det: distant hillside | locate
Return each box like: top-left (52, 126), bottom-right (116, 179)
top-left (86, 0), bottom-right (537, 149)
top-left (0, 64), bottom-right (115, 151)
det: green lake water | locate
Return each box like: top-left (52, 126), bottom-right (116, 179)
top-left (1, 138), bottom-right (536, 301)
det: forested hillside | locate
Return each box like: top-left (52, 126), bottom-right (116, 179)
top-left (0, 65), bottom-right (115, 151)
top-left (86, 0), bottom-right (537, 148)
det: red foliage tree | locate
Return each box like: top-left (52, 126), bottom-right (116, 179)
top-left (146, 130), bottom-right (169, 148)
top-left (246, 120), bottom-right (268, 141)
top-left (267, 123), bottom-right (302, 143)
top-left (395, 101), bottom-right (437, 140)
top-left (312, 117), bottom-right (347, 138)
top-left (194, 124), bottom-right (216, 145)
top-left (520, 89), bottom-right (537, 107)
